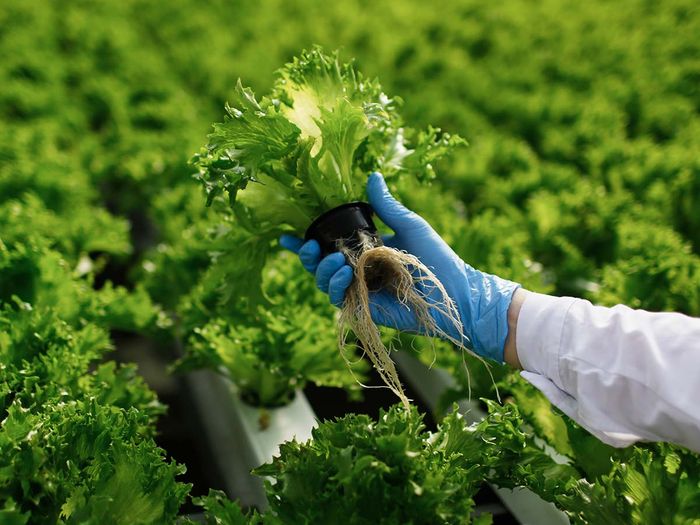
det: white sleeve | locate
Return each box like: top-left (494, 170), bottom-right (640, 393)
top-left (516, 292), bottom-right (700, 452)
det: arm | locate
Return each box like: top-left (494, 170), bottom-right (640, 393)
top-left (511, 292), bottom-right (700, 453)
top-left (283, 173), bottom-right (700, 452)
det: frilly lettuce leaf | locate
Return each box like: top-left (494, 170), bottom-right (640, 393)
top-left (194, 47), bottom-right (466, 239)
top-left (186, 490), bottom-right (263, 525)
top-left (0, 306), bottom-right (186, 523)
top-left (194, 80), bottom-right (301, 208)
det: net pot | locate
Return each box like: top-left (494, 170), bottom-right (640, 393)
top-left (304, 202), bottom-right (382, 257)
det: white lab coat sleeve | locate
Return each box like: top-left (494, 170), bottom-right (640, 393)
top-left (516, 292), bottom-right (700, 452)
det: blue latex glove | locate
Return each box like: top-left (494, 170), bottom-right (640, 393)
top-left (280, 173), bottom-right (520, 362)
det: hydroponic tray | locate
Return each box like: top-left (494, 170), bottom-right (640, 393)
top-left (185, 370), bottom-right (316, 509)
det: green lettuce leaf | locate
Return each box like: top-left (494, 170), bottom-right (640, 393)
top-left (194, 46), bottom-right (465, 239)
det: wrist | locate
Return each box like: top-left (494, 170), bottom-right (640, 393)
top-left (504, 288), bottom-right (528, 369)
top-left (462, 269), bottom-right (522, 362)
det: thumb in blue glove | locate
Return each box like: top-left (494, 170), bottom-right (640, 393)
top-left (280, 172), bottom-right (520, 363)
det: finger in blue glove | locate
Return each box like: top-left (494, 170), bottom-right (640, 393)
top-left (315, 252), bottom-right (346, 294)
top-left (298, 239), bottom-right (322, 274)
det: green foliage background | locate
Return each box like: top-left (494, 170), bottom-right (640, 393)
top-left (4, 0), bottom-right (698, 308)
top-left (2, 0), bottom-right (700, 523)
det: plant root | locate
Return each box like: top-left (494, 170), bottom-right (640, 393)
top-left (338, 231), bottom-right (468, 409)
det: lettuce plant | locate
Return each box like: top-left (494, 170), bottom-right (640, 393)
top-left (0, 238), bottom-right (167, 334)
top-left (252, 402), bottom-right (525, 525)
top-left (194, 47), bottom-right (462, 232)
top-left (193, 47), bottom-right (464, 304)
top-left (0, 305), bottom-right (189, 524)
top-left (175, 252), bottom-right (367, 407)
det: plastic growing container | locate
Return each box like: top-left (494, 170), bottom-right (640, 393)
top-left (304, 202), bottom-right (381, 257)
top-left (186, 370), bottom-right (316, 509)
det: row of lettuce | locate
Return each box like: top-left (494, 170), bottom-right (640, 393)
top-left (3, 232), bottom-right (695, 525)
top-left (0, 134), bottom-right (185, 521)
top-left (3, 0), bottom-right (700, 523)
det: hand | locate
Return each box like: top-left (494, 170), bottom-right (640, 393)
top-left (280, 173), bottom-right (520, 362)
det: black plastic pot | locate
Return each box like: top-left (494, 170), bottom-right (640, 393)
top-left (304, 202), bottom-right (381, 257)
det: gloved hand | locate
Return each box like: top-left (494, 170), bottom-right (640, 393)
top-left (280, 172), bottom-right (520, 362)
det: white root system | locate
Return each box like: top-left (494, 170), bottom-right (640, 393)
top-left (338, 231), bottom-right (469, 409)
